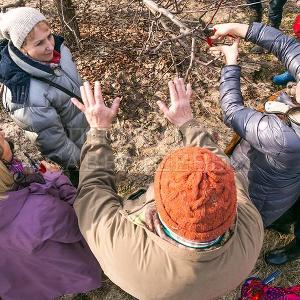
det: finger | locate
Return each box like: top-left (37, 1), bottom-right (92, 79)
top-left (209, 49), bottom-right (222, 56)
top-left (210, 26), bottom-right (222, 40)
top-left (111, 97), bottom-right (121, 115)
top-left (209, 46), bottom-right (222, 51)
top-left (168, 80), bottom-right (178, 103)
top-left (80, 85), bottom-right (89, 108)
top-left (233, 37), bottom-right (240, 47)
top-left (210, 26), bottom-right (219, 40)
top-left (145, 208), bottom-right (155, 232)
top-left (186, 83), bottom-right (193, 99)
top-left (210, 34), bottom-right (225, 42)
top-left (71, 98), bottom-right (86, 112)
top-left (83, 81), bottom-right (95, 106)
top-left (175, 78), bottom-right (186, 98)
top-left (157, 100), bottom-right (169, 115)
top-left (94, 81), bottom-right (104, 105)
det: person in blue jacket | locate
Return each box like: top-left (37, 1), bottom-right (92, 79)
top-left (210, 22), bottom-right (300, 265)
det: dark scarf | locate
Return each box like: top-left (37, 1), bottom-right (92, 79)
top-left (2, 141), bottom-right (45, 190)
top-left (0, 35), bottom-right (64, 104)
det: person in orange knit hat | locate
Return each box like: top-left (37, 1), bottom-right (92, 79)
top-left (155, 146), bottom-right (237, 246)
top-left (72, 79), bottom-right (264, 300)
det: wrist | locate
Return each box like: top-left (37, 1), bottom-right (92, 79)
top-left (90, 121), bottom-right (112, 130)
top-left (234, 23), bottom-right (249, 38)
top-left (90, 125), bottom-right (110, 131)
top-left (175, 117), bottom-right (194, 128)
top-left (225, 59), bottom-right (238, 65)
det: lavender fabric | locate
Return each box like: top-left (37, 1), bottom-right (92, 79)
top-left (0, 171), bottom-right (101, 300)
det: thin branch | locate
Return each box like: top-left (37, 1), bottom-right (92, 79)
top-left (144, 20), bottom-right (156, 51)
top-left (59, 0), bottom-right (81, 49)
top-left (151, 29), bottom-right (193, 53)
top-left (158, 18), bottom-right (214, 67)
top-left (185, 37), bottom-right (195, 81)
top-left (143, 0), bottom-right (190, 33)
top-left (182, 0), bottom-right (269, 13)
top-left (168, 45), bottom-right (179, 76)
top-left (204, 0), bottom-right (226, 31)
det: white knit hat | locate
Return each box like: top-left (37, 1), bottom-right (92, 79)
top-left (0, 7), bottom-right (46, 49)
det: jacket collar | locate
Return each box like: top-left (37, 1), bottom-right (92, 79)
top-left (8, 42), bottom-right (56, 78)
top-left (0, 35), bottom-right (64, 104)
top-left (274, 92), bottom-right (300, 137)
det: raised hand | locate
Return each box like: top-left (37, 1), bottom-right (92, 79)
top-left (71, 81), bottom-right (121, 130)
top-left (157, 77), bottom-right (193, 127)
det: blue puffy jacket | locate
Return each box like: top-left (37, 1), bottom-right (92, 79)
top-left (220, 23), bottom-right (300, 226)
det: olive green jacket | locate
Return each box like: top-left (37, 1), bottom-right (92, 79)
top-left (74, 119), bottom-right (264, 300)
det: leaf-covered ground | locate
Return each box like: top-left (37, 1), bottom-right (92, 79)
top-left (1, 0), bottom-right (300, 299)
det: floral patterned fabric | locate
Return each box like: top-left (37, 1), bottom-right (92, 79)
top-left (241, 278), bottom-right (300, 300)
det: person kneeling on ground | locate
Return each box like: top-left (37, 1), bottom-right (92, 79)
top-left (0, 131), bottom-right (101, 300)
top-left (272, 0), bottom-right (300, 85)
top-left (0, 7), bottom-right (89, 186)
top-left (210, 22), bottom-right (300, 265)
top-left (72, 79), bottom-right (263, 300)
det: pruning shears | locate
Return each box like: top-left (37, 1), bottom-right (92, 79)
top-left (203, 25), bottom-right (216, 47)
top-left (203, 25), bottom-right (236, 47)
top-left (198, 16), bottom-right (217, 47)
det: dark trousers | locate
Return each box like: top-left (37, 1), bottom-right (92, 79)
top-left (246, 0), bottom-right (263, 13)
top-left (289, 199), bottom-right (300, 246)
top-left (271, 198), bottom-right (300, 246)
top-left (246, 0), bottom-right (287, 28)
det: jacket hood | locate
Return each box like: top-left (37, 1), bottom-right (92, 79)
top-left (277, 92), bottom-right (300, 137)
top-left (0, 35), bottom-right (64, 104)
top-left (0, 188), bottom-right (29, 229)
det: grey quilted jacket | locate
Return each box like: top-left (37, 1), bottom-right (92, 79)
top-left (1, 42), bottom-right (88, 169)
top-left (220, 23), bottom-right (300, 226)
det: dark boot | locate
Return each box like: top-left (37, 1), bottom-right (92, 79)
top-left (268, 0), bottom-right (288, 30)
top-left (266, 206), bottom-right (296, 234)
top-left (265, 239), bottom-right (300, 265)
top-left (267, 222), bottom-right (292, 234)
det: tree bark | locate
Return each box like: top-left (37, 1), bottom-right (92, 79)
top-left (54, 0), bottom-right (81, 47)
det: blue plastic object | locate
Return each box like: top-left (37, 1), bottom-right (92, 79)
top-left (272, 71), bottom-right (295, 85)
top-left (262, 270), bottom-right (281, 284)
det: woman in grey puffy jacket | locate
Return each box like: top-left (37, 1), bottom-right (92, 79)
top-left (210, 22), bottom-right (300, 265)
top-left (0, 7), bottom-right (88, 182)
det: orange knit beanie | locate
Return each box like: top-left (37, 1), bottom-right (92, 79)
top-left (154, 147), bottom-right (237, 242)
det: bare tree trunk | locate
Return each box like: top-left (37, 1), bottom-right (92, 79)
top-left (54, 0), bottom-right (81, 48)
